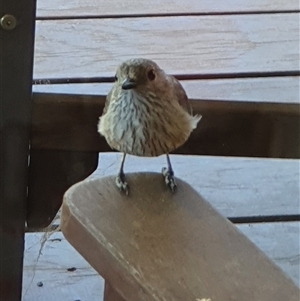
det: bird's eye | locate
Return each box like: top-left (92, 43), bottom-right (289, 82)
top-left (114, 74), bottom-right (118, 81)
top-left (147, 69), bottom-right (155, 81)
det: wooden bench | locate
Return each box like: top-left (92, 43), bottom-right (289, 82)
top-left (61, 154), bottom-right (300, 300)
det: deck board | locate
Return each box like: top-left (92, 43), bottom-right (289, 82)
top-left (33, 14), bottom-right (299, 79)
top-left (36, 0), bottom-right (300, 18)
top-left (22, 222), bottom-right (299, 300)
top-left (23, 232), bottom-right (104, 301)
top-left (90, 153), bottom-right (300, 218)
top-left (33, 76), bottom-right (300, 104)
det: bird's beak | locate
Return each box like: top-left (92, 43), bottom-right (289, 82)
top-left (122, 78), bottom-right (136, 90)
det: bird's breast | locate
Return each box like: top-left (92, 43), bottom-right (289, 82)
top-left (98, 92), bottom-right (197, 156)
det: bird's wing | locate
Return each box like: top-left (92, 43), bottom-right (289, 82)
top-left (170, 76), bottom-right (193, 115)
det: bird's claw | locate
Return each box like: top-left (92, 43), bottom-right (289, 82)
top-left (162, 167), bottom-right (177, 193)
top-left (116, 174), bottom-right (129, 195)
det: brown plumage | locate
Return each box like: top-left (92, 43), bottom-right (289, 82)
top-left (98, 58), bottom-right (201, 194)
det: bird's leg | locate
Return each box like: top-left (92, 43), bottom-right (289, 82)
top-left (115, 153), bottom-right (129, 195)
top-left (162, 154), bottom-right (177, 193)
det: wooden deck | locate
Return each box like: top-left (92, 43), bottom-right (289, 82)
top-left (23, 220), bottom-right (300, 301)
top-left (24, 0), bottom-right (300, 300)
top-left (23, 155), bottom-right (300, 299)
top-left (23, 218), bottom-right (299, 300)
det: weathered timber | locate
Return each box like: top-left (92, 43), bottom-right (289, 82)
top-left (36, 0), bottom-right (299, 18)
top-left (33, 14), bottom-right (299, 79)
top-left (104, 282), bottom-right (126, 301)
top-left (61, 174), bottom-right (300, 301)
top-left (92, 153), bottom-right (300, 218)
top-left (31, 93), bottom-right (300, 158)
top-left (22, 221), bottom-right (300, 301)
top-left (33, 76), bottom-right (300, 104)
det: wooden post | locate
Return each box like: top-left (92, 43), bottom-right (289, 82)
top-left (0, 1), bottom-right (36, 300)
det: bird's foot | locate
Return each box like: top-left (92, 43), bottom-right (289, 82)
top-left (162, 167), bottom-right (177, 193)
top-left (116, 173), bottom-right (129, 195)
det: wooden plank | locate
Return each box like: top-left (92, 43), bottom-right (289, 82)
top-left (23, 222), bottom-right (300, 300)
top-left (238, 222), bottom-right (300, 286)
top-left (31, 92), bottom-right (300, 157)
top-left (90, 153), bottom-right (300, 218)
top-left (104, 282), bottom-right (126, 301)
top-left (33, 76), bottom-right (300, 104)
top-left (61, 174), bottom-right (299, 300)
top-left (36, 0), bottom-right (300, 18)
top-left (33, 14), bottom-right (299, 79)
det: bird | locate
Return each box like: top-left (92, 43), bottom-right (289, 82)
top-left (98, 58), bottom-right (201, 195)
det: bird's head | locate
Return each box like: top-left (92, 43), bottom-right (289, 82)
top-left (114, 58), bottom-right (165, 93)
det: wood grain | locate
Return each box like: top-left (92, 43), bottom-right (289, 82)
top-left (36, 0), bottom-right (300, 18)
top-left (31, 92), bottom-right (300, 157)
top-left (33, 14), bottom-right (299, 79)
top-left (23, 224), bottom-right (300, 300)
top-left (33, 76), bottom-right (300, 104)
top-left (61, 174), bottom-right (299, 300)
top-left (91, 153), bottom-right (300, 218)
top-left (104, 282), bottom-right (126, 301)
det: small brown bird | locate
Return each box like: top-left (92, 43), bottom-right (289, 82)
top-left (98, 58), bottom-right (201, 194)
